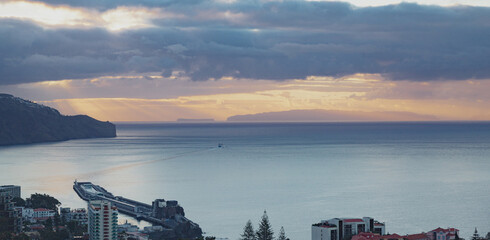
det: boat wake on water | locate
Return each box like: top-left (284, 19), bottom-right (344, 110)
top-left (25, 146), bottom-right (220, 183)
top-left (81, 146), bottom-right (218, 178)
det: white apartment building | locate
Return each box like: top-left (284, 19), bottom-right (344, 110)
top-left (313, 217), bottom-right (386, 240)
top-left (14, 207), bottom-right (35, 222)
top-left (88, 200), bottom-right (118, 240)
top-left (33, 208), bottom-right (55, 220)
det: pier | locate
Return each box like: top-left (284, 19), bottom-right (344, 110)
top-left (73, 180), bottom-right (202, 239)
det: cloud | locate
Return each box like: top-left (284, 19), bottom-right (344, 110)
top-left (4, 75), bottom-right (482, 121)
top-left (1, 1), bottom-right (490, 85)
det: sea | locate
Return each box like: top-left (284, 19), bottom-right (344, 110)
top-left (1, 122), bottom-right (489, 240)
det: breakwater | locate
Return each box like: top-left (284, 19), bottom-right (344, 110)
top-left (73, 180), bottom-right (202, 239)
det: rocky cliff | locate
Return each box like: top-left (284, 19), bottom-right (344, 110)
top-left (0, 94), bottom-right (116, 146)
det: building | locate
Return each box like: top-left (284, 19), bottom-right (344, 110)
top-left (312, 217), bottom-right (386, 240)
top-left (61, 207), bottom-right (88, 225)
top-left (353, 232), bottom-right (413, 240)
top-left (14, 207), bottom-right (35, 223)
top-left (428, 228), bottom-right (459, 240)
top-left (378, 234), bottom-right (404, 240)
top-left (405, 233), bottom-right (430, 240)
top-left (151, 199), bottom-right (184, 220)
top-left (0, 185), bottom-right (21, 198)
top-left (312, 222), bottom-right (338, 240)
top-left (118, 221), bottom-right (139, 233)
top-left (33, 208), bottom-right (56, 221)
top-left (350, 227), bottom-right (458, 240)
top-left (0, 191), bottom-right (22, 233)
top-left (352, 232), bottom-right (381, 240)
top-left (71, 208), bottom-right (88, 225)
top-left (60, 207), bottom-right (71, 222)
top-left (88, 200), bottom-right (118, 240)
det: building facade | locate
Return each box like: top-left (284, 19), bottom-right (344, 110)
top-left (151, 199), bottom-right (184, 220)
top-left (313, 217), bottom-right (385, 240)
top-left (33, 208), bottom-right (55, 221)
top-left (71, 208), bottom-right (88, 225)
top-left (88, 200), bottom-right (118, 240)
top-left (428, 228), bottom-right (459, 240)
top-left (0, 185), bottom-right (21, 199)
top-left (14, 207), bottom-right (35, 223)
top-left (350, 227), bottom-right (458, 240)
top-left (61, 207), bottom-right (88, 225)
top-left (0, 191), bottom-right (21, 233)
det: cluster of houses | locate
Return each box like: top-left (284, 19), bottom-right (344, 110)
top-left (1, 185), bottom-right (152, 239)
top-left (351, 227), bottom-right (460, 240)
top-left (20, 204), bottom-right (157, 240)
top-left (312, 217), bottom-right (477, 240)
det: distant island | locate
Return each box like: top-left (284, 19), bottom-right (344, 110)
top-left (227, 109), bottom-right (438, 122)
top-left (0, 94), bottom-right (116, 146)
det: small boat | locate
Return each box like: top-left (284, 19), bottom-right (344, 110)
top-left (218, 143), bottom-right (223, 148)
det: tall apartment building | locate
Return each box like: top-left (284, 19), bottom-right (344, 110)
top-left (0, 185), bottom-right (21, 199)
top-left (312, 217), bottom-right (386, 240)
top-left (88, 200), bottom-right (118, 240)
top-left (0, 191), bottom-right (21, 233)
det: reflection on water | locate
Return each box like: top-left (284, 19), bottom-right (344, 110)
top-left (1, 122), bottom-right (490, 239)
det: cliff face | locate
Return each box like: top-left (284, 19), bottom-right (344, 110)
top-left (0, 94), bottom-right (116, 146)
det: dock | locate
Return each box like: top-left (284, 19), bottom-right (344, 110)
top-left (73, 180), bottom-right (202, 239)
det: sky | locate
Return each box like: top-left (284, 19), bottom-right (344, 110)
top-left (1, 0), bottom-right (490, 122)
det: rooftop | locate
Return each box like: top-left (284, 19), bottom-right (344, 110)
top-left (312, 222), bottom-right (337, 228)
top-left (430, 228), bottom-right (459, 233)
top-left (405, 233), bottom-right (428, 240)
top-left (344, 219), bottom-right (365, 223)
top-left (33, 208), bottom-right (52, 212)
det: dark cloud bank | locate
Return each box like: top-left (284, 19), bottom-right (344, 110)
top-left (1, 1), bottom-right (489, 85)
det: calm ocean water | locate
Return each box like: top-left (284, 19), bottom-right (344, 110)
top-left (1, 122), bottom-right (489, 239)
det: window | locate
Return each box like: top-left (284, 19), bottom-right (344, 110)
top-left (357, 224), bottom-right (365, 234)
top-left (332, 230), bottom-right (338, 240)
top-left (345, 225), bottom-right (353, 240)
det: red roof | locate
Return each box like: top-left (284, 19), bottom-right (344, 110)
top-left (33, 208), bottom-right (52, 212)
top-left (344, 219), bottom-right (364, 223)
top-left (380, 234), bottom-right (403, 239)
top-left (356, 233), bottom-right (378, 238)
top-left (29, 225), bottom-right (45, 230)
top-left (430, 228), bottom-right (458, 233)
top-left (358, 233), bottom-right (377, 237)
top-left (352, 232), bottom-right (380, 240)
top-left (34, 217), bottom-right (54, 221)
top-left (405, 233), bottom-right (428, 240)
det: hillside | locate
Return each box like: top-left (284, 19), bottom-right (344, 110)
top-left (0, 94), bottom-right (116, 146)
top-left (227, 109), bottom-right (438, 122)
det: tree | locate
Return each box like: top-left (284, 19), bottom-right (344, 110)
top-left (256, 211), bottom-right (274, 240)
top-left (12, 197), bottom-right (25, 207)
top-left (240, 220), bottom-right (256, 240)
top-left (44, 218), bottom-right (53, 232)
top-left (277, 227), bottom-right (287, 240)
top-left (53, 212), bottom-right (61, 230)
top-left (26, 193), bottom-right (61, 211)
top-left (472, 228), bottom-right (480, 240)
